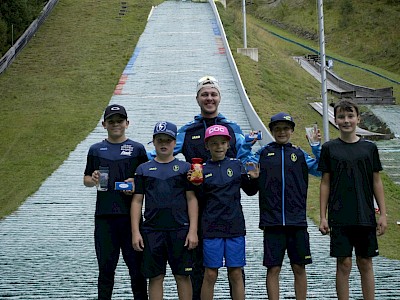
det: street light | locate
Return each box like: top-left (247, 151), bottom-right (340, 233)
top-left (242, 0), bottom-right (247, 48)
top-left (317, 0), bottom-right (329, 142)
top-left (237, 1), bottom-right (258, 62)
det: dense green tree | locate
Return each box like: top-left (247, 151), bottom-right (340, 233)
top-left (0, 0), bottom-right (45, 55)
top-left (0, 18), bottom-right (7, 53)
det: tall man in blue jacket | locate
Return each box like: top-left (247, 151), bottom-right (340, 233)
top-left (148, 76), bottom-right (256, 300)
top-left (173, 76), bottom-right (254, 164)
top-left (252, 112), bottom-right (321, 300)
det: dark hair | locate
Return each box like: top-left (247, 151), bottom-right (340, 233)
top-left (333, 100), bottom-right (359, 118)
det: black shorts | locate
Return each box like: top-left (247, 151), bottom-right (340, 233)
top-left (263, 226), bottom-right (312, 268)
top-left (330, 226), bottom-right (379, 258)
top-left (141, 228), bottom-right (193, 278)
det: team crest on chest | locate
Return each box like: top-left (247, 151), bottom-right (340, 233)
top-left (291, 153), bottom-right (297, 162)
top-left (227, 168), bottom-right (233, 177)
top-left (173, 165), bottom-right (180, 172)
top-left (191, 135), bottom-right (201, 140)
top-left (120, 144), bottom-right (133, 156)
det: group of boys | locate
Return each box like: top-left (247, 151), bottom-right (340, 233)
top-left (84, 76), bottom-right (387, 300)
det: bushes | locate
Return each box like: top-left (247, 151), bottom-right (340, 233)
top-left (338, 0), bottom-right (354, 28)
top-left (0, 0), bottom-right (45, 56)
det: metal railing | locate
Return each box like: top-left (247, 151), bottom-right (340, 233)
top-left (0, 0), bottom-right (59, 75)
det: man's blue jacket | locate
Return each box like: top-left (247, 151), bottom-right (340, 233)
top-left (148, 113), bottom-right (255, 164)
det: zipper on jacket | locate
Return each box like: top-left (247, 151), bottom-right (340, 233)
top-left (281, 146), bottom-right (286, 226)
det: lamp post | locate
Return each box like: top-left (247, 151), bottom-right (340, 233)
top-left (237, 0), bottom-right (258, 61)
top-left (242, 0), bottom-right (247, 48)
top-left (317, 0), bottom-right (329, 142)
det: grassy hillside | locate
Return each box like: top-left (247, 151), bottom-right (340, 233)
top-left (218, 2), bottom-right (399, 259)
top-left (241, 0), bottom-right (400, 74)
top-left (0, 0), bottom-right (398, 259)
top-left (0, 0), bottom-right (163, 217)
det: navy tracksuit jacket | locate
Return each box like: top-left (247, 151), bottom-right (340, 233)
top-left (254, 142), bottom-right (321, 228)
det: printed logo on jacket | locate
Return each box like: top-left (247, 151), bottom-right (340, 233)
top-left (120, 144), bottom-right (134, 156)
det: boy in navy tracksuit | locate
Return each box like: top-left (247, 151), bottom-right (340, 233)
top-left (131, 121), bottom-right (198, 300)
top-left (83, 104), bottom-right (148, 300)
top-left (192, 125), bottom-right (259, 300)
top-left (252, 112), bottom-right (321, 300)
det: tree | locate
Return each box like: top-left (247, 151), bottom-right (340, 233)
top-left (0, 0), bottom-right (45, 55)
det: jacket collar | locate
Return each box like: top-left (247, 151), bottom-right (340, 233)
top-left (194, 113), bottom-right (225, 122)
top-left (268, 141), bottom-right (293, 148)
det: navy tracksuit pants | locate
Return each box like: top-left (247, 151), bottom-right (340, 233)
top-left (95, 216), bottom-right (147, 300)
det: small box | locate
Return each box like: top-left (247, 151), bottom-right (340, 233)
top-left (115, 182), bottom-right (133, 191)
top-left (245, 131), bottom-right (263, 142)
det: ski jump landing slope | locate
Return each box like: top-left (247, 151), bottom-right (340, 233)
top-left (1, 1), bottom-right (399, 299)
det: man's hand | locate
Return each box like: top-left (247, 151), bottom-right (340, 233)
top-left (246, 130), bottom-right (261, 145)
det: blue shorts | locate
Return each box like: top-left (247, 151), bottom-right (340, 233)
top-left (263, 226), bottom-right (312, 268)
top-left (203, 236), bottom-right (246, 268)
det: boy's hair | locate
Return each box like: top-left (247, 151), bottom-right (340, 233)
top-left (333, 100), bottom-right (359, 118)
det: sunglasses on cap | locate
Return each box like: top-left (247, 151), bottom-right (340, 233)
top-left (197, 76), bottom-right (219, 86)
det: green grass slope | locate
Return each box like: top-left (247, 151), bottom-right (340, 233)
top-left (242, 0), bottom-right (400, 74)
top-left (0, 0), bottom-right (163, 217)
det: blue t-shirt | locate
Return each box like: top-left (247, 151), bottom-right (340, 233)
top-left (135, 158), bottom-right (194, 230)
top-left (84, 139), bottom-right (148, 216)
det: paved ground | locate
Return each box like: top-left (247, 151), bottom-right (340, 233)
top-left (0, 1), bottom-right (399, 299)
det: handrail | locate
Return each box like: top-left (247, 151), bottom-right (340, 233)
top-left (0, 0), bottom-right (59, 75)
